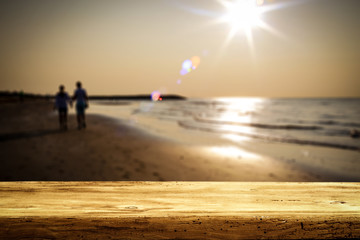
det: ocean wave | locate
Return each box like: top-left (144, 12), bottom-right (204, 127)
top-left (95, 101), bottom-right (132, 106)
top-left (317, 120), bottom-right (360, 128)
top-left (194, 116), bottom-right (322, 130)
top-left (178, 121), bottom-right (359, 151)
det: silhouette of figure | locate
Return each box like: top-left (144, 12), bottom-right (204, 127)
top-left (72, 81), bottom-right (88, 130)
top-left (54, 85), bottom-right (72, 130)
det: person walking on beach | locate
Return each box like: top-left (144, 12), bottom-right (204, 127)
top-left (72, 81), bottom-right (88, 130)
top-left (54, 85), bottom-right (72, 130)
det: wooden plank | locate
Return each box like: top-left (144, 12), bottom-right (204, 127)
top-left (0, 182), bottom-right (359, 239)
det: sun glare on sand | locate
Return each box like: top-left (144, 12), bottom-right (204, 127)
top-left (210, 146), bottom-right (261, 161)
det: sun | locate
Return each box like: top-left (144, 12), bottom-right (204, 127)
top-left (218, 0), bottom-right (266, 47)
top-left (174, 0), bottom-right (291, 53)
top-left (221, 0), bottom-right (263, 33)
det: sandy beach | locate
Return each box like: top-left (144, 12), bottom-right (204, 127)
top-left (1, 99), bottom-right (359, 181)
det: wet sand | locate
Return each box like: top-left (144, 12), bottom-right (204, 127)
top-left (0, 182), bottom-right (359, 239)
top-left (1, 100), bottom-right (356, 181)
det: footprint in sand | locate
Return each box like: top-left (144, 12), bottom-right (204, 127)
top-left (152, 171), bottom-right (164, 181)
top-left (330, 201), bottom-right (347, 204)
top-left (122, 149), bottom-right (132, 157)
top-left (134, 158), bottom-right (146, 172)
top-left (122, 171), bottom-right (130, 179)
top-left (269, 173), bottom-right (276, 178)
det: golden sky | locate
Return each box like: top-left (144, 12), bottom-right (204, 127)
top-left (1, 0), bottom-right (359, 97)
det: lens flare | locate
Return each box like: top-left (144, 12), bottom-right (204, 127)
top-left (180, 56), bottom-right (201, 76)
top-left (191, 56), bottom-right (201, 68)
top-left (151, 91), bottom-right (161, 101)
top-left (180, 68), bottom-right (188, 76)
top-left (182, 59), bottom-right (192, 70)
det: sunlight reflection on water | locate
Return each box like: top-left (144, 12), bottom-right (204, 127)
top-left (216, 97), bottom-right (264, 139)
top-left (222, 133), bottom-right (251, 143)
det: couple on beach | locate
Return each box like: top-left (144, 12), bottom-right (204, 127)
top-left (54, 81), bottom-right (88, 130)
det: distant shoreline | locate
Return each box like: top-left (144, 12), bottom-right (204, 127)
top-left (1, 91), bottom-right (360, 101)
top-left (0, 91), bottom-right (187, 102)
top-left (89, 94), bottom-right (186, 101)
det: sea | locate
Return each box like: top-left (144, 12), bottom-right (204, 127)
top-left (89, 98), bottom-right (360, 152)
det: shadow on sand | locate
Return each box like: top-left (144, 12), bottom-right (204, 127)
top-left (0, 129), bottom-right (63, 142)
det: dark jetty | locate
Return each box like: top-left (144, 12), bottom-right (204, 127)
top-left (89, 94), bottom-right (186, 101)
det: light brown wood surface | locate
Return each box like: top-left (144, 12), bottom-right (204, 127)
top-left (0, 182), bottom-right (359, 239)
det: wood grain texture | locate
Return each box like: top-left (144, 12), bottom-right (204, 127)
top-left (0, 182), bottom-right (359, 239)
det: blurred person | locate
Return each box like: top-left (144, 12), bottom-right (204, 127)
top-left (72, 81), bottom-right (88, 130)
top-left (54, 85), bottom-right (72, 130)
